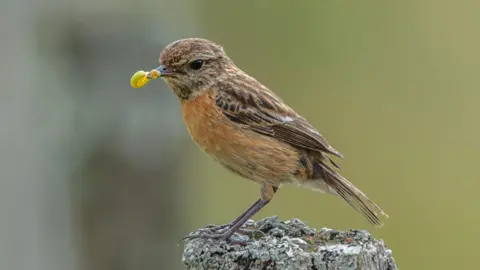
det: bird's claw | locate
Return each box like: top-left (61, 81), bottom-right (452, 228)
top-left (202, 223), bottom-right (232, 233)
top-left (180, 226), bottom-right (265, 244)
top-left (182, 232), bottom-right (229, 241)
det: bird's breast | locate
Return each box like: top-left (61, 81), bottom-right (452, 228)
top-left (181, 90), bottom-right (299, 184)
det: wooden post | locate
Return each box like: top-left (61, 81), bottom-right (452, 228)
top-left (183, 216), bottom-right (397, 270)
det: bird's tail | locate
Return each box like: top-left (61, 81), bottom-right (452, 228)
top-left (312, 160), bottom-right (389, 227)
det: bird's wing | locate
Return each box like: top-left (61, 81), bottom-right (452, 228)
top-left (215, 84), bottom-right (344, 159)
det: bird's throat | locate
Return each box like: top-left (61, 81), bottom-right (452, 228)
top-left (165, 79), bottom-right (192, 100)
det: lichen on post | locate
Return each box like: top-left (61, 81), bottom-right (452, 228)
top-left (182, 216), bottom-right (397, 270)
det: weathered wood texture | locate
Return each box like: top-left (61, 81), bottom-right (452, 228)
top-left (183, 217), bottom-right (397, 270)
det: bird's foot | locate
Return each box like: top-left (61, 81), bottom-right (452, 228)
top-left (201, 223), bottom-right (232, 233)
top-left (181, 227), bottom-right (265, 244)
top-left (182, 231), bottom-right (230, 241)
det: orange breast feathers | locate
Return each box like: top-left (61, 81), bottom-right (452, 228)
top-left (181, 90), bottom-right (300, 184)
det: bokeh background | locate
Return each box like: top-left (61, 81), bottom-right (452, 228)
top-left (1, 1), bottom-right (478, 269)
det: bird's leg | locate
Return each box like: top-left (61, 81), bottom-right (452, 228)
top-left (183, 184), bottom-right (277, 242)
top-left (202, 198), bottom-right (262, 233)
top-left (183, 198), bottom-right (270, 241)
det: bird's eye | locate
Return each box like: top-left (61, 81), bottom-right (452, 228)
top-left (190, 59), bottom-right (204, 70)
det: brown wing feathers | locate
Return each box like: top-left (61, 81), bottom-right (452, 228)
top-left (215, 84), bottom-right (343, 158)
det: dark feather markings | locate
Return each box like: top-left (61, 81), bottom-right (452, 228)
top-left (215, 83), bottom-right (344, 158)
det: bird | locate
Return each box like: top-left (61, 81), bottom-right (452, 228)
top-left (131, 38), bottom-right (388, 241)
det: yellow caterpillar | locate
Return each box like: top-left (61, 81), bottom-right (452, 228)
top-left (130, 69), bottom-right (161, 88)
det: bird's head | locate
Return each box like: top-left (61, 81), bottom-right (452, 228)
top-left (150, 38), bottom-right (235, 100)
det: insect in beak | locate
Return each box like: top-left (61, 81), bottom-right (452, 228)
top-left (130, 65), bottom-right (175, 88)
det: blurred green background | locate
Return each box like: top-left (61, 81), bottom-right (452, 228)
top-left (1, 0), bottom-right (478, 269)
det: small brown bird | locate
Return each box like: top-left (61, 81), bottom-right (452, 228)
top-left (134, 38), bottom-right (388, 241)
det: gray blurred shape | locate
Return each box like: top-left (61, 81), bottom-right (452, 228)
top-left (0, 1), bottom-right (197, 270)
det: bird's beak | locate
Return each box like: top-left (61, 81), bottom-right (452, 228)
top-left (130, 65), bottom-right (176, 88)
top-left (153, 65), bottom-right (175, 77)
